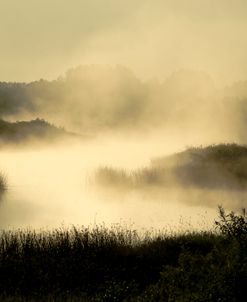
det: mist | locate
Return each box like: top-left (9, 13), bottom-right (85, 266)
top-left (0, 136), bottom-right (219, 232)
top-left (2, 2), bottom-right (247, 300)
top-left (1, 64), bottom-right (247, 231)
top-left (0, 1), bottom-right (247, 233)
top-left (1, 0), bottom-right (247, 86)
top-left (0, 66), bottom-right (247, 140)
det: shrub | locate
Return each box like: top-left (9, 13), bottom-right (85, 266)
top-left (0, 209), bottom-right (247, 301)
top-left (215, 205), bottom-right (247, 239)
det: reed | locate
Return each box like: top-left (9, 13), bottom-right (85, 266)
top-left (0, 208), bottom-right (246, 301)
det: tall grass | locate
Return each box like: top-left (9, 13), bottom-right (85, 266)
top-left (95, 144), bottom-right (247, 190)
top-left (0, 208), bottom-right (246, 301)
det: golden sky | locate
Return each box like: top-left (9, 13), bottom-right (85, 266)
top-left (1, 0), bottom-right (247, 85)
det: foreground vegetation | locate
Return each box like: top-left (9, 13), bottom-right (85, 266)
top-left (96, 144), bottom-right (247, 190)
top-left (0, 207), bottom-right (246, 301)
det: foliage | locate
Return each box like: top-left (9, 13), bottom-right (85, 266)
top-left (215, 205), bottom-right (247, 239)
top-left (0, 118), bottom-right (73, 144)
top-left (0, 209), bottom-right (247, 301)
top-left (96, 144), bottom-right (247, 190)
top-left (95, 167), bottom-right (134, 188)
top-left (0, 67), bottom-right (239, 134)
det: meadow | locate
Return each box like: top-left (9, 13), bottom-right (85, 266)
top-left (0, 207), bottom-right (246, 301)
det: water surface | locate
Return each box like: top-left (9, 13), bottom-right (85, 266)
top-left (0, 136), bottom-right (239, 232)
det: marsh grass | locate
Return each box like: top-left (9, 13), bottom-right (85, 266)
top-left (95, 144), bottom-right (247, 191)
top-left (0, 208), bottom-right (247, 301)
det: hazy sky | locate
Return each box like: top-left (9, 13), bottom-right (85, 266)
top-left (1, 0), bottom-right (247, 85)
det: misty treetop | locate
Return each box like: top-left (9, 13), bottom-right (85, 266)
top-left (1, 66), bottom-right (247, 140)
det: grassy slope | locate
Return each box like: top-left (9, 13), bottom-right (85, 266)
top-left (0, 118), bottom-right (77, 144)
top-left (0, 208), bottom-right (246, 301)
top-left (96, 144), bottom-right (247, 190)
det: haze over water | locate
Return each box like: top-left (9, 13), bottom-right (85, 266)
top-left (0, 135), bottom-right (220, 232)
top-left (1, 1), bottom-right (247, 233)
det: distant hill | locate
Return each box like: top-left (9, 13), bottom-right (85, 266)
top-left (0, 66), bottom-right (148, 132)
top-left (152, 144), bottom-right (247, 189)
top-left (96, 144), bottom-right (247, 190)
top-left (0, 118), bottom-right (78, 145)
top-left (1, 66), bottom-right (247, 141)
top-left (0, 67), bottom-right (219, 133)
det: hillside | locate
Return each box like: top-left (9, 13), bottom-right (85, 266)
top-left (0, 118), bottom-right (77, 145)
top-left (96, 144), bottom-right (247, 190)
top-left (2, 67), bottom-right (247, 138)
